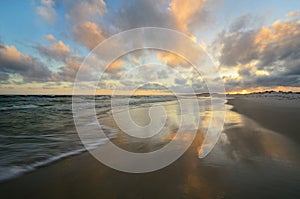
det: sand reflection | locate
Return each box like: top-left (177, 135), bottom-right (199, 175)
top-left (207, 104), bottom-right (300, 164)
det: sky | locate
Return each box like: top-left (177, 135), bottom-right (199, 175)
top-left (0, 0), bottom-right (299, 94)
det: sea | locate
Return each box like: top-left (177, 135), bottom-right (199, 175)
top-left (0, 95), bottom-right (180, 182)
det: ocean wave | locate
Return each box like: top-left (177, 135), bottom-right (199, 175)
top-left (0, 123), bottom-right (118, 183)
top-left (0, 134), bottom-right (70, 142)
top-left (0, 137), bottom-right (111, 183)
top-left (0, 104), bottom-right (38, 111)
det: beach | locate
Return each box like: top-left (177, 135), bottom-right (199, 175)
top-left (227, 96), bottom-right (300, 143)
top-left (0, 95), bottom-right (299, 199)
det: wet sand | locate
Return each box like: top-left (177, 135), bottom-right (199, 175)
top-left (227, 97), bottom-right (300, 143)
top-left (0, 98), bottom-right (299, 199)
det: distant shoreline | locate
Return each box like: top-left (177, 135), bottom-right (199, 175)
top-left (0, 90), bottom-right (299, 96)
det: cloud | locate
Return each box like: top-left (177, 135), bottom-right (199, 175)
top-left (0, 72), bottom-right (9, 81)
top-left (36, 34), bottom-right (70, 62)
top-left (35, 34), bottom-right (97, 82)
top-left (217, 30), bottom-right (258, 66)
top-left (138, 83), bottom-right (169, 91)
top-left (54, 58), bottom-right (82, 81)
top-left (229, 14), bottom-right (257, 32)
top-left (0, 42), bottom-right (52, 82)
top-left (72, 21), bottom-right (106, 50)
top-left (174, 77), bottom-right (187, 85)
top-left (32, 0), bottom-right (216, 90)
top-left (44, 34), bottom-right (55, 42)
top-left (61, 0), bottom-right (214, 61)
top-left (157, 69), bottom-right (169, 79)
top-left (131, 58), bottom-right (139, 65)
top-left (110, 0), bottom-right (175, 31)
top-left (157, 52), bottom-right (190, 67)
top-left (168, 0), bottom-right (207, 33)
top-left (216, 16), bottom-right (300, 90)
top-left (286, 11), bottom-right (300, 17)
top-left (36, 0), bottom-right (57, 24)
top-left (62, 0), bottom-right (107, 50)
top-left (250, 20), bottom-right (300, 71)
top-left (106, 60), bottom-right (123, 73)
top-left (42, 81), bottom-right (62, 89)
top-left (64, 0), bottom-right (106, 23)
top-left (52, 52), bottom-right (99, 82)
top-left (109, 0), bottom-right (212, 38)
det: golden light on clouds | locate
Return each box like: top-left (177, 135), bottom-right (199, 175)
top-left (106, 60), bottom-right (123, 73)
top-left (131, 58), bottom-right (139, 65)
top-left (72, 21), bottom-right (105, 50)
top-left (157, 52), bottom-right (188, 67)
top-left (168, 0), bottom-right (206, 33)
top-left (0, 81), bottom-right (174, 95)
top-left (220, 67), bottom-right (240, 79)
top-left (1, 1), bottom-right (299, 94)
top-left (254, 20), bottom-right (300, 48)
top-left (3, 45), bottom-right (25, 61)
top-left (43, 34), bottom-right (70, 54)
top-left (255, 70), bottom-right (270, 76)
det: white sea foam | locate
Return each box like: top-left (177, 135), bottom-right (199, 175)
top-left (0, 137), bottom-right (111, 183)
top-left (0, 124), bottom-right (118, 183)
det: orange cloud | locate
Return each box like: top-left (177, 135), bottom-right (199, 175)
top-left (168, 0), bottom-right (206, 33)
top-left (157, 52), bottom-right (188, 67)
top-left (3, 45), bottom-right (25, 61)
top-left (72, 21), bottom-right (105, 50)
top-left (37, 34), bottom-right (70, 62)
top-left (106, 60), bottom-right (123, 73)
top-left (0, 43), bottom-right (51, 82)
top-left (131, 58), bottom-right (139, 65)
top-left (254, 20), bottom-right (300, 48)
top-left (52, 40), bottom-right (69, 53)
top-left (44, 35), bottom-right (69, 54)
top-left (44, 34), bottom-right (55, 42)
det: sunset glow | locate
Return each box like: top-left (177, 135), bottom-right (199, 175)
top-left (0, 0), bottom-right (299, 94)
